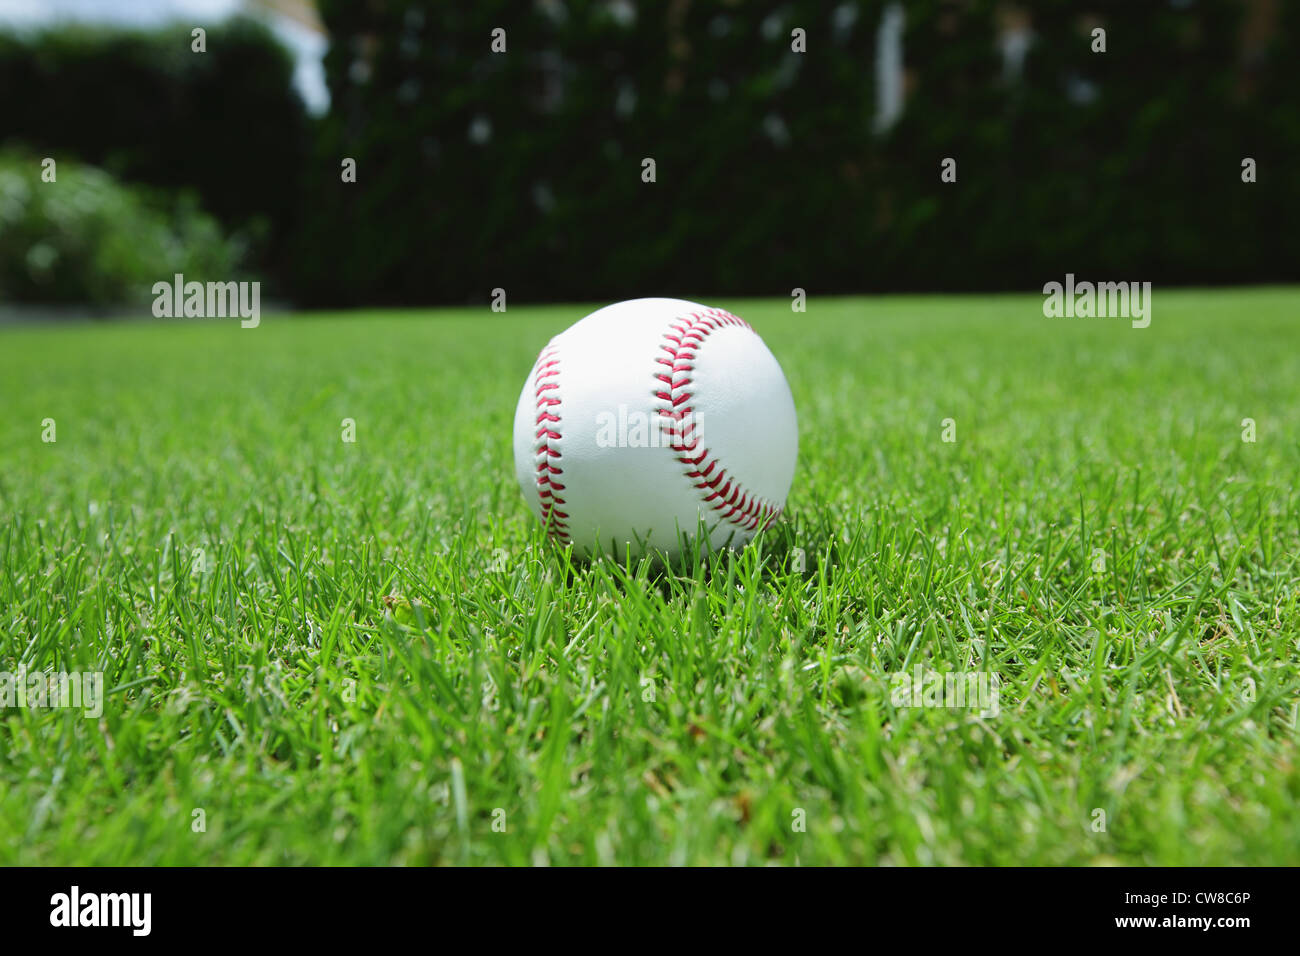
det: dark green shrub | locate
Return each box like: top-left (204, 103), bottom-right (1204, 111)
top-left (0, 17), bottom-right (307, 289)
top-left (0, 152), bottom-right (243, 307)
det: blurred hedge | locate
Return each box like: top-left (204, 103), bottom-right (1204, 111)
top-left (0, 17), bottom-right (307, 294)
top-left (290, 0), bottom-right (1300, 306)
top-left (1, 3), bottom-right (1296, 308)
top-left (0, 152), bottom-right (243, 307)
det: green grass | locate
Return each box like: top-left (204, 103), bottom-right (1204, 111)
top-left (2, 288), bottom-right (1299, 865)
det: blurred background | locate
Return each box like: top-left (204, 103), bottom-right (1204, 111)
top-left (0, 0), bottom-right (1296, 313)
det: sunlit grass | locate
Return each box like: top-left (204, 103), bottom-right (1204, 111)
top-left (1, 288), bottom-right (1298, 864)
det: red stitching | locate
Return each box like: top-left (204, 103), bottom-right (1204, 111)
top-left (655, 308), bottom-right (783, 534)
top-left (532, 345), bottom-right (571, 544)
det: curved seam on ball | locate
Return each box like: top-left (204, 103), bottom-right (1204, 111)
top-left (532, 344), bottom-right (571, 544)
top-left (654, 308), bottom-right (783, 535)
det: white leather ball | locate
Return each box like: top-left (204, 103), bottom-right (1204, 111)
top-left (512, 298), bottom-right (798, 559)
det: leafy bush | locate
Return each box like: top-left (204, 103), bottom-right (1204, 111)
top-left (0, 152), bottom-right (243, 307)
top-left (0, 17), bottom-right (307, 290)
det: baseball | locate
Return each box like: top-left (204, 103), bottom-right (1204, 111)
top-left (512, 298), bottom-right (799, 559)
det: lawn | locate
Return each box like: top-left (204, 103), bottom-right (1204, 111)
top-left (1, 288), bottom-right (1298, 865)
